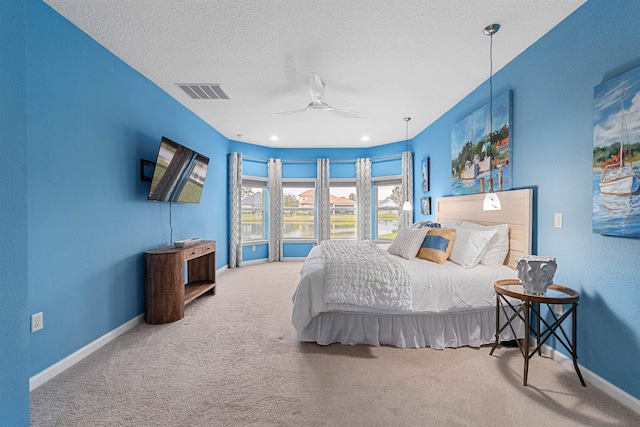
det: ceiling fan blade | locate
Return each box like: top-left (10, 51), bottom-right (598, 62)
top-left (271, 107), bottom-right (309, 116)
top-left (309, 72), bottom-right (325, 101)
top-left (272, 73), bottom-right (364, 118)
top-left (328, 107), bottom-right (368, 119)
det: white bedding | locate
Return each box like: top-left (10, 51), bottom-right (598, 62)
top-left (322, 240), bottom-right (412, 311)
top-left (292, 244), bottom-right (520, 336)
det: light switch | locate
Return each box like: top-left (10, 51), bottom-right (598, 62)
top-left (554, 213), bottom-right (563, 229)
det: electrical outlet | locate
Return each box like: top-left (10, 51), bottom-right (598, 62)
top-left (251, 245), bottom-right (256, 252)
top-left (554, 304), bottom-right (563, 315)
top-left (31, 312), bottom-right (43, 333)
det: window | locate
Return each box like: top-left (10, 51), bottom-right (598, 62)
top-left (329, 181), bottom-right (357, 239)
top-left (241, 178), bottom-right (266, 241)
top-left (283, 182), bottom-right (316, 240)
top-left (374, 178), bottom-right (402, 240)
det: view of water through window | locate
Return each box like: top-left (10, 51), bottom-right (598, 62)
top-left (241, 181), bottom-right (402, 241)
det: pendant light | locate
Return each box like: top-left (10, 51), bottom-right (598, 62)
top-left (402, 117), bottom-right (413, 211)
top-left (482, 23), bottom-right (502, 211)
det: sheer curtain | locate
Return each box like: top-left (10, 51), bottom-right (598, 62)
top-left (268, 158), bottom-right (283, 262)
top-left (316, 158), bottom-right (331, 243)
top-left (229, 152), bottom-right (242, 268)
top-left (356, 158), bottom-right (372, 240)
top-left (401, 151), bottom-right (414, 230)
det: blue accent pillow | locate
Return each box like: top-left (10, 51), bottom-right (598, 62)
top-left (417, 228), bottom-right (456, 264)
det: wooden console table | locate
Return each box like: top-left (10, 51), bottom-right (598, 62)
top-left (145, 240), bottom-right (216, 324)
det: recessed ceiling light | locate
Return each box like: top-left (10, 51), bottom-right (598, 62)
top-left (270, 135), bottom-right (279, 141)
top-left (361, 136), bottom-right (370, 142)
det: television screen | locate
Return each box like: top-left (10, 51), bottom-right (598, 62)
top-left (147, 137), bottom-right (209, 203)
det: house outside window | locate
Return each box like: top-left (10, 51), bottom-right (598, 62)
top-left (374, 178), bottom-right (402, 240)
top-left (241, 178), bottom-right (266, 241)
top-left (283, 181), bottom-right (316, 240)
top-left (329, 181), bottom-right (357, 239)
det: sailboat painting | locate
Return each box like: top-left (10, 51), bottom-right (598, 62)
top-left (593, 65), bottom-right (640, 237)
top-left (451, 90), bottom-right (512, 196)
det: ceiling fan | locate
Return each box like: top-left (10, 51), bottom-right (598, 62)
top-left (272, 72), bottom-right (367, 118)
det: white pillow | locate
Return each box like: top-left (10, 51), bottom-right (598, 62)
top-left (440, 221), bottom-right (462, 229)
top-left (460, 221), bottom-right (509, 267)
top-left (448, 226), bottom-right (497, 269)
top-left (387, 228), bottom-right (430, 259)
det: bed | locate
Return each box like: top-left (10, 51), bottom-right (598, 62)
top-left (291, 189), bottom-right (533, 349)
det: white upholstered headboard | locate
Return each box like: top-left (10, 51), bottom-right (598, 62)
top-left (435, 189), bottom-right (533, 269)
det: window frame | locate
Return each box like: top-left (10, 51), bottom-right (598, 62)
top-left (373, 176), bottom-right (403, 241)
top-left (282, 179), bottom-right (317, 242)
top-left (241, 176), bottom-right (267, 243)
top-left (328, 179), bottom-right (357, 240)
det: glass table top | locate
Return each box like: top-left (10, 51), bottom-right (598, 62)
top-left (496, 281), bottom-right (579, 303)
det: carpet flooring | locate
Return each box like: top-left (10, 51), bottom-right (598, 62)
top-left (30, 261), bottom-right (640, 426)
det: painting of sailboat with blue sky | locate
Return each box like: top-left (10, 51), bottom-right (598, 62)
top-left (593, 65), bottom-right (640, 237)
top-left (451, 90), bottom-right (512, 196)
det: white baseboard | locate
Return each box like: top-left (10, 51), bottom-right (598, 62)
top-left (541, 344), bottom-right (640, 415)
top-left (31, 266), bottom-right (229, 391)
top-left (29, 314), bottom-right (144, 391)
top-left (231, 258), bottom-right (306, 267)
top-left (238, 258), bottom-right (268, 266)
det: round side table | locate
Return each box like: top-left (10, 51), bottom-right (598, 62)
top-left (490, 279), bottom-right (585, 387)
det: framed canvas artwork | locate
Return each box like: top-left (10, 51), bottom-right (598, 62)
top-left (451, 90), bottom-right (512, 196)
top-left (592, 65), bottom-right (640, 238)
top-left (421, 197), bottom-right (431, 215)
top-left (421, 157), bottom-right (430, 193)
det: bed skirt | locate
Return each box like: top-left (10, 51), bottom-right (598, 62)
top-left (296, 306), bottom-right (524, 350)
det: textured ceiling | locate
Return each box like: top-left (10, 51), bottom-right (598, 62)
top-left (44, 0), bottom-right (586, 148)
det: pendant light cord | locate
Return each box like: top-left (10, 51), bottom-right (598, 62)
top-left (404, 116), bottom-right (411, 152)
top-left (483, 23), bottom-right (500, 191)
top-left (489, 31), bottom-right (494, 148)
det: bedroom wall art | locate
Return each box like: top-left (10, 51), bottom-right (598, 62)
top-left (421, 157), bottom-right (430, 192)
top-left (592, 65), bottom-right (640, 238)
top-left (421, 197), bottom-right (431, 215)
top-left (450, 90), bottom-right (512, 196)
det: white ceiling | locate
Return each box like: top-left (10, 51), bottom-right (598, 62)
top-left (44, 0), bottom-right (586, 148)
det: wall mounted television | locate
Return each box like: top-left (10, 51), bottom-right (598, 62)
top-left (147, 137), bottom-right (209, 204)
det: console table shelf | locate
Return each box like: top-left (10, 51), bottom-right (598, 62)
top-left (184, 280), bottom-right (216, 305)
top-left (145, 240), bottom-right (216, 324)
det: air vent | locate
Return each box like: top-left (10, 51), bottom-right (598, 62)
top-left (176, 84), bottom-right (229, 100)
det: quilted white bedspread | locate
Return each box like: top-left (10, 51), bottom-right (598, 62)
top-left (321, 240), bottom-right (412, 311)
top-left (291, 244), bottom-right (519, 333)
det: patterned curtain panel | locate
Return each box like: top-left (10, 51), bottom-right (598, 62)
top-left (401, 151), bottom-right (414, 230)
top-left (356, 158), bottom-right (372, 240)
top-left (316, 158), bottom-right (331, 243)
top-left (229, 152), bottom-right (243, 268)
top-left (268, 158), bottom-right (283, 262)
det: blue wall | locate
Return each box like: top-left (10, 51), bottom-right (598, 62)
top-left (0, 1), bottom-right (30, 424)
top-left (6, 0), bottom-right (639, 422)
top-left (411, 0), bottom-right (640, 399)
top-left (25, 1), bottom-right (229, 378)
